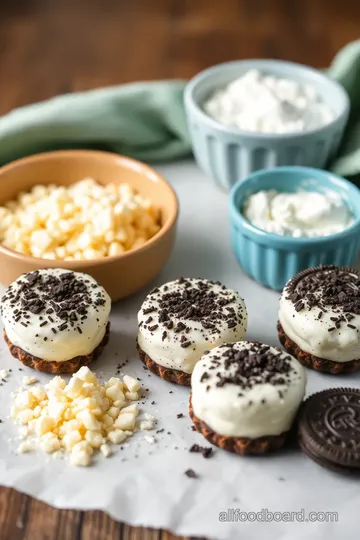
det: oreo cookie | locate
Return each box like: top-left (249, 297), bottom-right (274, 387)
top-left (298, 388), bottom-right (360, 473)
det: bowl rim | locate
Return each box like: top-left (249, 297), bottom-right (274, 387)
top-left (229, 165), bottom-right (360, 247)
top-left (0, 149), bottom-right (179, 266)
top-left (184, 58), bottom-right (350, 140)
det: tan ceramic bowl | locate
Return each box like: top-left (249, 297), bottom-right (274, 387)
top-left (0, 150), bottom-right (178, 301)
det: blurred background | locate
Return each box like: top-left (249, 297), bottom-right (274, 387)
top-left (0, 0), bottom-right (359, 114)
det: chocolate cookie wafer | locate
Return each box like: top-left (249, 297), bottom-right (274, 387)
top-left (137, 342), bottom-right (191, 385)
top-left (4, 322), bottom-right (110, 374)
top-left (189, 396), bottom-right (288, 455)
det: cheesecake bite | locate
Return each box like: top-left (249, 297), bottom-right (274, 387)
top-left (278, 265), bottom-right (360, 374)
top-left (137, 277), bottom-right (247, 385)
top-left (190, 341), bottom-right (306, 455)
top-left (1, 268), bottom-right (111, 373)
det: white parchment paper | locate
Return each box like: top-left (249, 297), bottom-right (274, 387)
top-left (0, 161), bottom-right (359, 540)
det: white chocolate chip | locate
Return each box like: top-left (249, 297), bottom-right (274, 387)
top-left (15, 391), bottom-right (34, 409)
top-left (138, 420), bottom-right (156, 431)
top-left (62, 430), bottom-right (82, 451)
top-left (35, 416), bottom-right (56, 436)
top-left (85, 431), bottom-right (104, 449)
top-left (100, 443), bottom-right (112, 457)
top-left (114, 413), bottom-right (136, 431)
top-left (17, 440), bottom-right (34, 453)
top-left (0, 178), bottom-right (160, 260)
top-left (105, 384), bottom-right (125, 403)
top-left (10, 367), bottom-right (152, 467)
top-left (107, 429), bottom-right (128, 445)
top-left (71, 441), bottom-right (93, 455)
top-left (120, 404), bottom-right (139, 416)
top-left (70, 449), bottom-right (91, 467)
top-left (123, 375), bottom-right (141, 393)
top-left (76, 410), bottom-right (101, 431)
top-left (16, 409), bottom-right (34, 425)
top-left (125, 391), bottom-right (139, 401)
top-left (76, 367), bottom-right (98, 384)
top-left (22, 376), bottom-right (38, 386)
top-left (40, 433), bottom-right (61, 453)
top-left (113, 400), bottom-right (127, 408)
top-left (107, 406), bottom-right (120, 419)
top-left (45, 376), bottom-right (66, 391)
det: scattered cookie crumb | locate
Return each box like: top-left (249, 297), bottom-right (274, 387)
top-left (185, 469), bottom-right (198, 479)
top-left (177, 413), bottom-right (184, 419)
top-left (189, 444), bottom-right (213, 458)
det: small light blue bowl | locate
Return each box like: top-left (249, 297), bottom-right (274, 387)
top-left (184, 59), bottom-right (350, 191)
top-left (229, 167), bottom-right (360, 290)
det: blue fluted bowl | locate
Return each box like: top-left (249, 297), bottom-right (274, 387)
top-left (184, 59), bottom-right (349, 191)
top-left (229, 166), bottom-right (360, 290)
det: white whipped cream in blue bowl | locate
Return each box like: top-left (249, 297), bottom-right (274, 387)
top-left (229, 166), bottom-right (360, 290)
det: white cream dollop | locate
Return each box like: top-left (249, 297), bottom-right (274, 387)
top-left (1, 268), bottom-right (111, 362)
top-left (279, 268), bottom-right (360, 362)
top-left (242, 189), bottom-right (353, 237)
top-left (191, 342), bottom-right (306, 438)
top-left (137, 278), bottom-right (247, 374)
top-left (204, 69), bottom-right (334, 133)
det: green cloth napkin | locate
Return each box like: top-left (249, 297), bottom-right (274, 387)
top-left (0, 81), bottom-right (191, 164)
top-left (0, 40), bottom-right (360, 177)
top-left (327, 40), bottom-right (360, 177)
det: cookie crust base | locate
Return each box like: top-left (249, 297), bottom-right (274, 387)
top-left (137, 343), bottom-right (191, 386)
top-left (189, 395), bottom-right (288, 455)
top-left (277, 320), bottom-right (360, 374)
top-left (4, 322), bottom-right (110, 374)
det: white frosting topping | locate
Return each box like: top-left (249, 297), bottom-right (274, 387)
top-left (243, 189), bottom-right (353, 238)
top-left (204, 69), bottom-right (334, 133)
top-left (137, 278), bottom-right (247, 374)
top-left (279, 266), bottom-right (360, 362)
top-left (191, 341), bottom-right (306, 438)
top-left (1, 268), bottom-right (111, 362)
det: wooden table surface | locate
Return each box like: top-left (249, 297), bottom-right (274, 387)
top-left (0, 0), bottom-right (359, 538)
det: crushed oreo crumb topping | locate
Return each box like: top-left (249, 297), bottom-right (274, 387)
top-left (200, 342), bottom-right (294, 390)
top-left (285, 265), bottom-right (360, 332)
top-left (140, 277), bottom-right (245, 347)
top-left (1, 270), bottom-right (107, 335)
